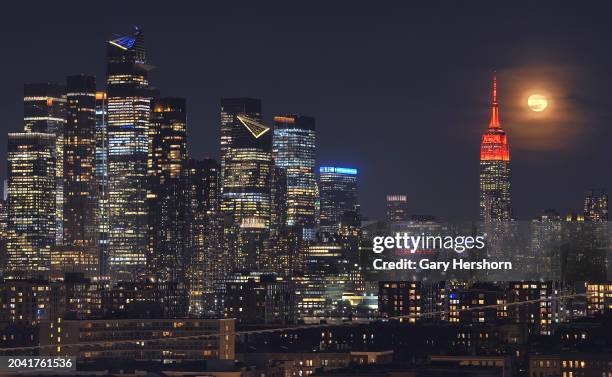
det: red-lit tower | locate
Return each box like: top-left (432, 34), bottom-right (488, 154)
top-left (479, 74), bottom-right (512, 221)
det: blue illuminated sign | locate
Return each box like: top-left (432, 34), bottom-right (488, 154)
top-left (319, 166), bottom-right (357, 175)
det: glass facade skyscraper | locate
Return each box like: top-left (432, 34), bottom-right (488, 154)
top-left (95, 91), bottom-right (109, 274)
top-left (64, 75), bottom-right (98, 247)
top-left (479, 74), bottom-right (512, 222)
top-left (318, 166), bottom-right (358, 234)
top-left (106, 26), bottom-right (152, 281)
top-left (186, 158), bottom-right (221, 315)
top-left (6, 133), bottom-right (57, 279)
top-left (219, 98), bottom-right (272, 271)
top-left (23, 83), bottom-right (66, 245)
top-left (272, 115), bottom-right (316, 240)
top-left (147, 97), bottom-right (189, 283)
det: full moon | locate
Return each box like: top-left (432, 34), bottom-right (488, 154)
top-left (527, 94), bottom-right (548, 112)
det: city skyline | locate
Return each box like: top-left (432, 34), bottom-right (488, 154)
top-left (1, 3), bottom-right (611, 222)
top-left (0, 3), bottom-right (610, 372)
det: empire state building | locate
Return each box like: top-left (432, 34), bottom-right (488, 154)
top-left (479, 74), bottom-right (512, 221)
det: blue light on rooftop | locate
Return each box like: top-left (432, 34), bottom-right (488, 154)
top-left (319, 166), bottom-right (357, 175)
top-left (110, 36), bottom-right (136, 49)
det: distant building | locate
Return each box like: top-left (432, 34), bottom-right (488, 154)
top-left (479, 74), bottom-right (512, 222)
top-left (0, 279), bottom-right (65, 324)
top-left (583, 189), bottom-right (608, 222)
top-left (219, 98), bottom-right (272, 271)
top-left (186, 158), bottom-right (221, 315)
top-left (223, 275), bottom-right (295, 325)
top-left (318, 166), bottom-right (358, 234)
top-left (378, 281), bottom-right (423, 323)
top-left (6, 133), bottom-right (57, 279)
top-left (40, 317), bottom-right (235, 361)
top-left (386, 195), bottom-right (408, 223)
top-left (106, 26), bottom-right (153, 282)
top-left (147, 97), bottom-right (189, 283)
top-left (272, 115), bottom-right (317, 240)
top-left (23, 83), bottom-right (66, 244)
top-left (53, 75), bottom-right (99, 280)
top-left (94, 91), bottom-right (109, 275)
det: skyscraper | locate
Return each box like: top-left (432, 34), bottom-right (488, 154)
top-left (23, 83), bottom-right (66, 245)
top-left (272, 115), bottom-right (316, 240)
top-left (318, 166), bottom-right (358, 234)
top-left (95, 91), bottom-right (109, 274)
top-left (479, 74), bottom-right (512, 222)
top-left (63, 75), bottom-right (97, 247)
top-left (6, 133), bottom-right (57, 279)
top-left (106, 26), bottom-right (152, 281)
top-left (386, 194), bottom-right (408, 223)
top-left (52, 75), bottom-right (99, 279)
top-left (186, 158), bottom-right (221, 314)
top-left (147, 97), bottom-right (189, 283)
top-left (219, 98), bottom-right (272, 271)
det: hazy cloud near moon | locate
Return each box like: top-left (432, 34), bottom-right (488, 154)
top-left (499, 65), bottom-right (590, 152)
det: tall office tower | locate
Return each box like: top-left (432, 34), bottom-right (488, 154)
top-left (186, 158), bottom-right (221, 315)
top-left (95, 91), bottom-right (109, 274)
top-left (479, 74), bottom-right (512, 222)
top-left (272, 115), bottom-right (316, 240)
top-left (147, 98), bottom-right (189, 282)
top-left (0, 199), bottom-right (6, 276)
top-left (106, 26), bottom-right (153, 281)
top-left (318, 166), bottom-right (358, 234)
top-left (268, 166), bottom-right (303, 275)
top-left (219, 98), bottom-right (272, 271)
top-left (386, 194), bottom-right (408, 223)
top-left (6, 133), bottom-right (57, 279)
top-left (23, 83), bottom-right (66, 244)
top-left (63, 75), bottom-right (98, 247)
top-left (583, 189), bottom-right (608, 222)
top-left (269, 166), bottom-right (288, 238)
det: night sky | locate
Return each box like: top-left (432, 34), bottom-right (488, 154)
top-left (1, 2), bottom-right (611, 221)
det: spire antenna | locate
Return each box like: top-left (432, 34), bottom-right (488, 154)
top-left (489, 71), bottom-right (501, 129)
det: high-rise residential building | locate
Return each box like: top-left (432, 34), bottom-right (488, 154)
top-left (63, 75), bottom-right (98, 247)
top-left (147, 97), bottom-right (189, 283)
top-left (95, 91), bottom-right (109, 274)
top-left (583, 189), bottom-right (608, 222)
top-left (479, 74), bottom-right (512, 222)
top-left (318, 166), bottom-right (358, 234)
top-left (186, 158), bottom-right (221, 315)
top-left (219, 98), bottom-right (272, 271)
top-left (6, 133), bottom-right (57, 279)
top-left (23, 83), bottom-right (66, 244)
top-left (272, 115), bottom-right (317, 240)
top-left (386, 194), bottom-right (408, 223)
top-left (106, 26), bottom-right (153, 281)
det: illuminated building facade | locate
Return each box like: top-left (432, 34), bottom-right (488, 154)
top-left (64, 75), bottom-right (98, 248)
top-left (106, 27), bottom-right (152, 281)
top-left (219, 98), bottom-right (272, 271)
top-left (272, 115), bottom-right (316, 240)
top-left (186, 158), bottom-right (221, 315)
top-left (378, 281), bottom-right (423, 323)
top-left (95, 91), bottom-right (109, 274)
top-left (479, 74), bottom-right (512, 222)
top-left (583, 189), bottom-right (608, 222)
top-left (6, 133), bottom-right (57, 279)
top-left (386, 194), bottom-right (408, 223)
top-left (147, 97), bottom-right (189, 283)
top-left (318, 166), bottom-right (358, 234)
top-left (23, 83), bottom-right (66, 244)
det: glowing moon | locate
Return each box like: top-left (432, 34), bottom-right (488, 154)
top-left (527, 94), bottom-right (548, 112)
